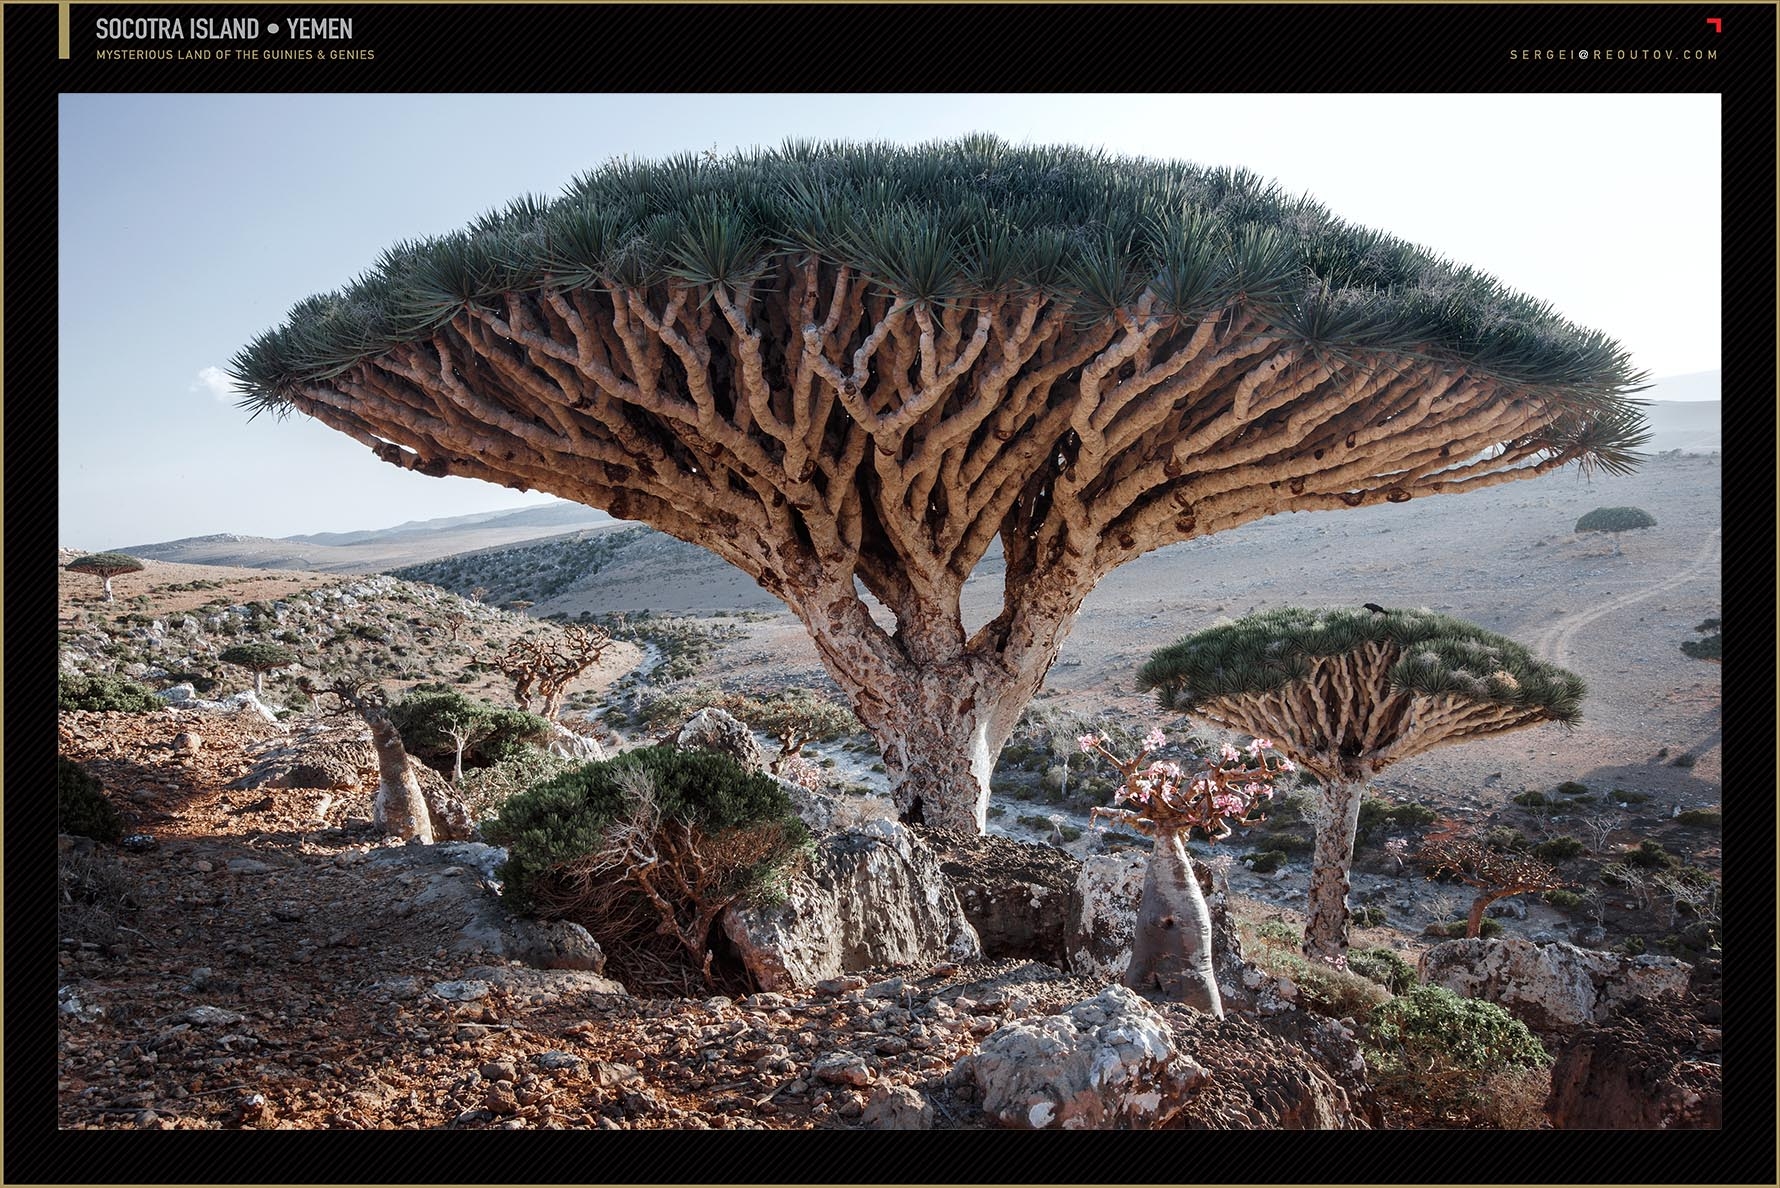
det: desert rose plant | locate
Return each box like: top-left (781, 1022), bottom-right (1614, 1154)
top-left (234, 136), bottom-right (1647, 834)
top-left (1139, 607), bottom-right (1584, 962)
top-left (1083, 728), bottom-right (1283, 1015)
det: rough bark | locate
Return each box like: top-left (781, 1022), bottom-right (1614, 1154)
top-left (1124, 829), bottom-right (1222, 1017)
top-left (279, 265), bottom-right (1599, 834)
top-left (102, 575), bottom-right (115, 603)
top-left (1302, 778), bottom-right (1364, 963)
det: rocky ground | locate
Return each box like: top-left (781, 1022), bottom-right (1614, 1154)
top-left (57, 707), bottom-right (1379, 1131)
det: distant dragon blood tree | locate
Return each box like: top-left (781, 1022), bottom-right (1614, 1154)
top-left (218, 642), bottom-right (296, 696)
top-left (1139, 607), bottom-right (1586, 961)
top-left (233, 137), bottom-right (1646, 833)
top-left (1574, 505), bottom-right (1656, 554)
top-left (65, 552), bottom-right (144, 603)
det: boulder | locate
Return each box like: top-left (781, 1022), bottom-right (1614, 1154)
top-left (860, 1083), bottom-right (934, 1130)
top-left (1546, 999), bottom-right (1721, 1129)
top-left (956, 985), bottom-right (1208, 1129)
top-left (722, 819), bottom-right (981, 990)
top-left (919, 826), bottom-right (1080, 965)
top-left (233, 728), bottom-right (376, 792)
top-left (543, 721), bottom-right (605, 763)
top-left (1419, 938), bottom-right (1691, 1031)
top-left (666, 707), bottom-right (765, 774)
top-left (1156, 1005), bottom-right (1375, 1129)
top-left (156, 684), bottom-right (197, 704)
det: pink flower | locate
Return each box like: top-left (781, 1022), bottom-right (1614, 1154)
top-left (1276, 756), bottom-right (1297, 774)
top-left (1077, 733), bottom-right (1100, 754)
top-left (1142, 728), bottom-right (1167, 752)
top-left (1243, 782), bottom-right (1265, 798)
top-left (1212, 792), bottom-right (1245, 815)
top-left (1219, 743), bottom-right (1241, 763)
top-left (1244, 737), bottom-right (1274, 757)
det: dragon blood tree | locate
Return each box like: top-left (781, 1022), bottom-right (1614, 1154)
top-left (1083, 729), bottom-right (1282, 1015)
top-left (232, 137), bottom-right (1646, 833)
top-left (1139, 607), bottom-right (1586, 961)
top-left (65, 552), bottom-right (144, 603)
top-left (1414, 827), bottom-right (1570, 939)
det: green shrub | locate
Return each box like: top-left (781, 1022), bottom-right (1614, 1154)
top-left (1357, 796), bottom-right (1439, 844)
top-left (388, 687), bottom-right (553, 774)
top-left (1250, 947), bottom-right (1391, 1019)
top-left (1483, 826), bottom-right (1527, 853)
top-left (1625, 839), bottom-right (1677, 869)
top-left (486, 746), bottom-right (809, 914)
top-left (1352, 905), bottom-right (1389, 928)
top-left (1620, 936), bottom-right (1646, 956)
top-left (1243, 849), bottom-right (1287, 874)
top-left (1348, 946), bottom-right (1418, 994)
top-left (1616, 790), bottom-right (1650, 804)
top-left (58, 673), bottom-right (161, 713)
top-left (1533, 836), bottom-right (1584, 864)
top-left (456, 747), bottom-right (579, 823)
top-left (1253, 919), bottom-right (1298, 949)
top-left (1433, 919), bottom-right (1503, 939)
top-left (1669, 753), bottom-right (1697, 769)
top-left (1364, 985), bottom-right (1549, 1122)
top-left (1511, 790), bottom-right (1548, 807)
top-left (59, 758), bottom-right (123, 842)
top-left (1553, 781), bottom-right (1589, 796)
top-left (1674, 808), bottom-right (1721, 828)
top-left (1543, 889), bottom-right (1583, 911)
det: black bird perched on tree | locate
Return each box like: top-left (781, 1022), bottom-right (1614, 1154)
top-left (1362, 603), bottom-right (1388, 614)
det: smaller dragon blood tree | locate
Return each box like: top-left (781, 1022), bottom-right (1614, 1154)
top-left (1083, 729), bottom-right (1286, 1016)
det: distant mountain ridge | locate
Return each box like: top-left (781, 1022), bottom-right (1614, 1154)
top-left (119, 503), bottom-right (620, 573)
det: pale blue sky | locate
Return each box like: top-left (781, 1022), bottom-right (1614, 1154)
top-left (58, 93), bottom-right (1721, 550)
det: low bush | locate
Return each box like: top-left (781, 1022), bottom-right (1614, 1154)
top-left (486, 747), bottom-right (810, 994)
top-left (59, 758), bottom-right (123, 842)
top-left (59, 673), bottom-right (160, 714)
top-left (1553, 780), bottom-right (1589, 796)
top-left (387, 687), bottom-right (553, 775)
top-left (1242, 849), bottom-right (1288, 874)
top-left (1483, 827), bottom-right (1527, 853)
top-left (1252, 919), bottom-right (1298, 950)
top-left (456, 747), bottom-right (579, 823)
top-left (1356, 796), bottom-right (1439, 845)
top-left (1625, 839), bottom-right (1678, 869)
top-left (1364, 985), bottom-right (1550, 1125)
top-left (1250, 947), bottom-right (1391, 1019)
top-left (1542, 889), bottom-right (1584, 911)
top-left (1352, 905), bottom-right (1389, 928)
top-left (1511, 790), bottom-right (1548, 808)
top-left (1348, 946), bottom-right (1418, 994)
top-left (1674, 808), bottom-right (1721, 828)
top-left (1532, 837), bottom-right (1584, 864)
top-left (1616, 790), bottom-right (1651, 805)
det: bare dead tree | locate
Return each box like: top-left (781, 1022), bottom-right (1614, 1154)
top-left (496, 624), bottom-right (612, 720)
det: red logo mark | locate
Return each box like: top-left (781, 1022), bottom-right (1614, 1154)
top-left (1706, 17), bottom-right (1722, 32)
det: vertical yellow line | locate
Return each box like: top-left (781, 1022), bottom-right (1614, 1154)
top-left (60, 1), bottom-right (72, 58)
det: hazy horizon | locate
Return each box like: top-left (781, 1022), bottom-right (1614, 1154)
top-left (60, 93), bottom-right (1722, 550)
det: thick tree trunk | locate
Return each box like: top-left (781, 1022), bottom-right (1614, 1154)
top-left (361, 707), bottom-right (434, 843)
top-left (1466, 892), bottom-right (1505, 938)
top-left (1303, 777), bottom-right (1365, 962)
top-left (253, 671), bottom-right (265, 697)
top-left (102, 575), bottom-right (115, 603)
top-left (1125, 829), bottom-right (1222, 1017)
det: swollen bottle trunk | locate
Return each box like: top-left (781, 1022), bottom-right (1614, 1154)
top-left (1124, 829), bottom-right (1223, 1017)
